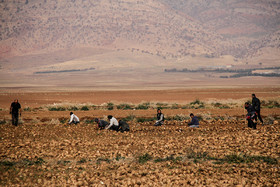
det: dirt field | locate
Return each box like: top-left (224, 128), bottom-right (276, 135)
top-left (0, 88), bottom-right (279, 186)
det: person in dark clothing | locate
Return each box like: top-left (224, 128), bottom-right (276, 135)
top-left (94, 118), bottom-right (109, 129)
top-left (154, 109), bottom-right (164, 126)
top-left (252, 94), bottom-right (263, 125)
top-left (10, 99), bottom-right (22, 126)
top-left (245, 102), bottom-right (257, 129)
top-left (188, 113), bottom-right (199, 128)
top-left (118, 120), bottom-right (130, 132)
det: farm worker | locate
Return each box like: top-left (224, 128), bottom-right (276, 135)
top-left (106, 115), bottom-right (119, 131)
top-left (252, 94), bottom-right (263, 125)
top-left (94, 118), bottom-right (108, 129)
top-left (245, 102), bottom-right (257, 129)
top-left (68, 112), bottom-right (80, 124)
top-left (118, 120), bottom-right (130, 132)
top-left (154, 109), bottom-right (164, 126)
top-left (10, 99), bottom-right (22, 126)
top-left (188, 113), bottom-right (199, 127)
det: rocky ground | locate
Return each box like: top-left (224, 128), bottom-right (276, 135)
top-left (0, 118), bottom-right (279, 186)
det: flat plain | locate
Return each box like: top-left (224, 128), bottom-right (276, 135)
top-left (0, 87), bottom-right (279, 186)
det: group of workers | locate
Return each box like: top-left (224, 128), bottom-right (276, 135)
top-left (9, 94), bottom-right (263, 130)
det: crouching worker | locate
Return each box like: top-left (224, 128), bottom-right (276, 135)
top-left (119, 120), bottom-right (130, 132)
top-left (68, 112), bottom-right (80, 125)
top-left (188, 113), bottom-right (199, 127)
top-left (154, 109), bottom-right (164, 126)
top-left (245, 102), bottom-right (257, 129)
top-left (94, 118), bottom-right (108, 130)
top-left (106, 115), bottom-right (119, 131)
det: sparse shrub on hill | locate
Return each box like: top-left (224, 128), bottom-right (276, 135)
top-left (136, 102), bottom-right (150, 110)
top-left (190, 99), bottom-right (205, 109)
top-left (48, 107), bottom-right (66, 111)
top-left (80, 106), bottom-right (89, 111)
top-left (116, 103), bottom-right (134, 110)
top-left (68, 106), bottom-right (79, 111)
top-left (172, 114), bottom-right (189, 121)
top-left (156, 102), bottom-right (169, 109)
top-left (122, 114), bottom-right (136, 122)
top-left (107, 102), bottom-right (114, 110)
top-left (136, 117), bottom-right (155, 123)
top-left (211, 102), bottom-right (230, 109)
top-left (262, 100), bottom-right (280, 108)
top-left (23, 107), bottom-right (31, 112)
top-left (171, 103), bottom-right (179, 109)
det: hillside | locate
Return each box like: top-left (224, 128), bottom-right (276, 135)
top-left (0, 0), bottom-right (279, 88)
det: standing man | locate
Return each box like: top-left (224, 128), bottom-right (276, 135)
top-left (10, 99), bottom-right (22, 126)
top-left (188, 113), bottom-right (199, 128)
top-left (245, 102), bottom-right (257, 129)
top-left (252, 94), bottom-right (263, 125)
top-left (68, 112), bottom-right (80, 125)
top-left (154, 109), bottom-right (164, 126)
top-left (106, 115), bottom-right (119, 131)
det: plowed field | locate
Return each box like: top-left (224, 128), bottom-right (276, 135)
top-left (0, 88), bottom-right (279, 186)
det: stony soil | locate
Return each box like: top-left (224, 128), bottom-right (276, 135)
top-left (0, 89), bottom-right (279, 186)
top-left (0, 119), bottom-right (279, 186)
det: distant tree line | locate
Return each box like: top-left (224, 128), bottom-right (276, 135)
top-left (220, 73), bottom-right (280, 78)
top-left (164, 66), bottom-right (280, 78)
top-left (164, 66), bottom-right (280, 73)
top-left (34, 68), bottom-right (95, 74)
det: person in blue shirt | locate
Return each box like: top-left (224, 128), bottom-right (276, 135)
top-left (188, 113), bottom-right (199, 127)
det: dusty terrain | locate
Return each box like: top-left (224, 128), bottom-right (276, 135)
top-left (0, 88), bottom-right (279, 186)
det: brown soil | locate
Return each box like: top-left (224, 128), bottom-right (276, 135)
top-left (0, 87), bottom-right (279, 108)
top-left (0, 88), bottom-right (279, 186)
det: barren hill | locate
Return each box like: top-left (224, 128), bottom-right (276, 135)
top-left (0, 0), bottom-right (279, 88)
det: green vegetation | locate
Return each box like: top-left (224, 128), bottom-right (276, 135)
top-left (0, 119), bottom-right (6, 125)
top-left (77, 158), bottom-right (87, 164)
top-left (59, 118), bottom-right (67, 124)
top-left (23, 107), bottom-right (31, 112)
top-left (57, 160), bottom-right (71, 165)
top-left (171, 103), bottom-right (179, 109)
top-left (48, 106), bottom-right (66, 111)
top-left (96, 158), bottom-right (111, 164)
top-left (68, 106), bottom-right (79, 111)
top-left (122, 114), bottom-right (136, 122)
top-left (136, 102), bottom-right (150, 110)
top-left (190, 99), bottom-right (205, 109)
top-left (184, 150), bottom-right (278, 165)
top-left (116, 103), bottom-right (134, 110)
top-left (154, 155), bottom-right (183, 163)
top-left (218, 154), bottom-right (278, 165)
top-left (80, 106), bottom-right (89, 111)
top-left (172, 114), bottom-right (189, 121)
top-left (107, 102), bottom-right (114, 110)
top-left (138, 153), bottom-right (153, 164)
top-left (262, 100), bottom-right (280, 108)
top-left (156, 102), bottom-right (169, 109)
top-left (115, 154), bottom-right (125, 161)
top-left (212, 102), bottom-right (230, 109)
top-left (136, 117), bottom-right (156, 123)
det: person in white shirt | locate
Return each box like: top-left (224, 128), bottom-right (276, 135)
top-left (68, 112), bottom-right (80, 125)
top-left (106, 115), bottom-right (119, 131)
